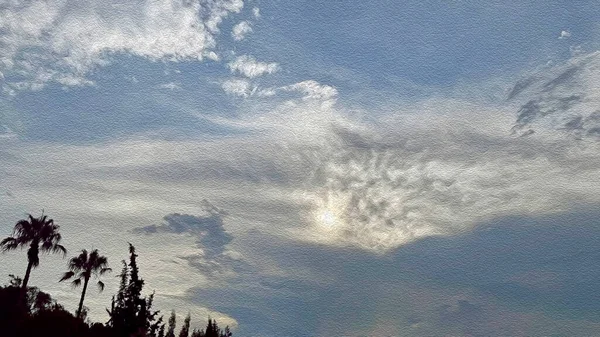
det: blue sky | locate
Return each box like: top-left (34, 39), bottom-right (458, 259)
top-left (2, 1), bottom-right (600, 336)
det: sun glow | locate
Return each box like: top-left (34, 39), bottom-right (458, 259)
top-left (319, 209), bottom-right (338, 229)
top-left (312, 191), bottom-right (347, 232)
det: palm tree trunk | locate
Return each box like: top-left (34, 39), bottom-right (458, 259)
top-left (17, 260), bottom-right (34, 315)
top-left (23, 242), bottom-right (39, 291)
top-left (76, 277), bottom-right (90, 319)
top-left (22, 260), bottom-right (33, 290)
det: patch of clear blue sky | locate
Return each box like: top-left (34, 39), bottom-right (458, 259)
top-left (256, 0), bottom-right (599, 88)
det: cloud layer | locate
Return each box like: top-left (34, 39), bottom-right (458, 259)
top-left (4, 53), bottom-right (600, 256)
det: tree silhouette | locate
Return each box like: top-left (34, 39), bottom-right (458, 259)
top-left (191, 318), bottom-right (232, 337)
top-left (0, 213), bottom-right (66, 291)
top-left (107, 243), bottom-right (163, 337)
top-left (0, 233), bottom-right (235, 337)
top-left (0, 275), bottom-right (64, 337)
top-left (166, 310), bottom-right (177, 337)
top-left (178, 313), bottom-right (191, 337)
top-left (59, 249), bottom-right (112, 318)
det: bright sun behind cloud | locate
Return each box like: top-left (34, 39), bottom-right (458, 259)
top-left (319, 209), bottom-right (338, 229)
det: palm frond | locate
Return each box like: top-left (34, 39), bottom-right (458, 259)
top-left (13, 220), bottom-right (33, 241)
top-left (59, 271), bottom-right (75, 282)
top-left (71, 278), bottom-right (82, 288)
top-left (61, 248), bottom-right (111, 295)
top-left (68, 255), bottom-right (85, 270)
top-left (0, 237), bottom-right (19, 251)
top-left (52, 244), bottom-right (67, 257)
top-left (99, 267), bottom-right (112, 275)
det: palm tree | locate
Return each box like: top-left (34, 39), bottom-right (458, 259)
top-left (59, 249), bottom-right (111, 318)
top-left (0, 213), bottom-right (67, 291)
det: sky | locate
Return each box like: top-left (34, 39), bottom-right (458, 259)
top-left (1, 0), bottom-right (600, 336)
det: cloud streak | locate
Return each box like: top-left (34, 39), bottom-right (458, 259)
top-left (227, 55), bottom-right (279, 78)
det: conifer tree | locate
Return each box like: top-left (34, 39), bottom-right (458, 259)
top-left (178, 313), bottom-right (191, 337)
top-left (166, 310), bottom-right (177, 337)
top-left (107, 243), bottom-right (162, 337)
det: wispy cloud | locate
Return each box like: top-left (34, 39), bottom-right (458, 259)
top-left (509, 52), bottom-right (600, 139)
top-left (280, 80), bottom-right (338, 101)
top-left (221, 78), bottom-right (275, 98)
top-left (4, 69), bottom-right (600, 255)
top-left (220, 78), bottom-right (337, 102)
top-left (227, 55), bottom-right (279, 78)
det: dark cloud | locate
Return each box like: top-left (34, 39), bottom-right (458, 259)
top-left (563, 116), bottom-right (584, 131)
top-left (182, 210), bottom-right (600, 336)
top-left (394, 212), bottom-right (600, 319)
top-left (133, 200), bottom-right (237, 276)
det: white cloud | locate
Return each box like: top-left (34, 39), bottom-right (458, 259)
top-left (221, 78), bottom-right (276, 98)
top-left (221, 78), bottom-right (251, 97)
top-left (559, 30), bottom-right (571, 39)
top-left (0, 0), bottom-right (245, 90)
top-left (227, 55), bottom-right (279, 78)
top-left (253, 7), bottom-right (260, 18)
top-left (5, 54), bottom-right (600, 257)
top-left (280, 80), bottom-right (338, 100)
top-left (232, 21), bottom-right (253, 41)
top-left (570, 45), bottom-right (584, 56)
top-left (219, 78), bottom-right (337, 102)
top-left (0, 125), bottom-right (16, 139)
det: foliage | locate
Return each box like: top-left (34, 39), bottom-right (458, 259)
top-left (178, 313), bottom-right (191, 337)
top-left (0, 276), bottom-right (64, 337)
top-left (1, 212), bottom-right (235, 337)
top-left (190, 318), bottom-right (232, 337)
top-left (107, 244), bottom-right (163, 337)
top-left (60, 249), bottom-right (111, 318)
top-left (1, 213), bottom-right (66, 289)
top-left (166, 310), bottom-right (176, 337)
